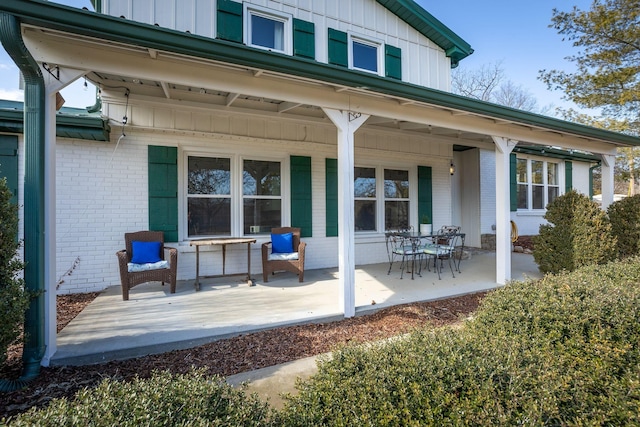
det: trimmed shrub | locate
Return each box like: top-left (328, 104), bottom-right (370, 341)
top-left (533, 190), bottom-right (616, 274)
top-left (608, 194), bottom-right (640, 259)
top-left (0, 177), bottom-right (29, 368)
top-left (4, 369), bottom-right (274, 426)
top-left (276, 259), bottom-right (640, 426)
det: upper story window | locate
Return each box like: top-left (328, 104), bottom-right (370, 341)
top-left (349, 33), bottom-right (384, 75)
top-left (244, 5), bottom-right (293, 55)
top-left (517, 157), bottom-right (560, 210)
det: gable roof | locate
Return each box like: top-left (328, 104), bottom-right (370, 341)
top-left (374, 0), bottom-right (473, 67)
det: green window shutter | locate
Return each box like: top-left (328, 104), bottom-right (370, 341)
top-left (565, 161), bottom-right (573, 193)
top-left (293, 18), bottom-right (315, 60)
top-left (290, 156), bottom-right (312, 237)
top-left (217, 0), bottom-right (243, 43)
top-left (0, 135), bottom-right (18, 206)
top-left (328, 28), bottom-right (348, 67)
top-left (385, 44), bottom-right (402, 80)
top-left (417, 166), bottom-right (432, 227)
top-left (148, 146), bottom-right (178, 242)
top-left (325, 158), bottom-right (338, 237)
top-left (510, 153), bottom-right (517, 212)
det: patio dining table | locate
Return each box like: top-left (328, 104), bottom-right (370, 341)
top-left (190, 237), bottom-right (257, 291)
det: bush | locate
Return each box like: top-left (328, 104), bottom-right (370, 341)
top-left (533, 190), bottom-right (616, 274)
top-left (275, 259), bottom-right (640, 426)
top-left (4, 369), bottom-right (274, 426)
top-left (608, 194), bottom-right (640, 259)
top-left (0, 178), bottom-right (29, 368)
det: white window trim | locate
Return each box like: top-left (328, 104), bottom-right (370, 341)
top-left (354, 164), bottom-right (412, 233)
top-left (516, 155), bottom-right (562, 212)
top-left (348, 32), bottom-right (384, 76)
top-left (182, 150), bottom-right (289, 239)
top-left (243, 4), bottom-right (293, 55)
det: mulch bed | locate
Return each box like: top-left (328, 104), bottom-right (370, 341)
top-left (1, 291), bottom-right (486, 420)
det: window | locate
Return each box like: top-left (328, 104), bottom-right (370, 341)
top-left (243, 159), bottom-right (282, 234)
top-left (354, 167), bottom-right (376, 231)
top-left (244, 5), bottom-right (292, 55)
top-left (188, 157), bottom-right (232, 237)
top-left (186, 155), bottom-right (282, 237)
top-left (384, 169), bottom-right (409, 230)
top-left (517, 157), bottom-right (560, 210)
top-left (354, 166), bottom-right (410, 232)
top-left (349, 34), bottom-right (383, 75)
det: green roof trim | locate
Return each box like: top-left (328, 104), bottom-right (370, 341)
top-left (1, 1), bottom-right (639, 147)
top-left (375, 0), bottom-right (473, 67)
top-left (0, 100), bottom-right (111, 141)
top-left (514, 145), bottom-right (601, 163)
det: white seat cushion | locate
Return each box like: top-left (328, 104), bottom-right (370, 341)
top-left (268, 252), bottom-right (299, 261)
top-left (127, 260), bottom-right (170, 273)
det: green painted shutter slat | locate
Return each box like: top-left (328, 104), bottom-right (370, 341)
top-left (293, 18), bottom-right (315, 60)
top-left (290, 156), bottom-right (312, 237)
top-left (217, 0), bottom-right (243, 43)
top-left (0, 135), bottom-right (18, 206)
top-left (565, 161), bottom-right (573, 193)
top-left (510, 153), bottom-right (517, 212)
top-left (325, 158), bottom-right (338, 237)
top-left (148, 146), bottom-right (178, 242)
top-left (328, 28), bottom-right (348, 67)
top-left (385, 44), bottom-right (402, 80)
top-left (589, 167), bottom-right (594, 198)
top-left (417, 166), bottom-right (432, 227)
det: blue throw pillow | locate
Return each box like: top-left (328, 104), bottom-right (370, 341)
top-left (271, 232), bottom-right (293, 254)
top-left (131, 241), bottom-right (162, 264)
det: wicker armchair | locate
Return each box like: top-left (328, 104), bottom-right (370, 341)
top-left (262, 227), bottom-right (306, 282)
top-left (116, 231), bottom-right (178, 300)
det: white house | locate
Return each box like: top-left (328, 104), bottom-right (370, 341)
top-left (0, 0), bottom-right (638, 368)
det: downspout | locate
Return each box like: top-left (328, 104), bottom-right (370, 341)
top-left (0, 13), bottom-right (46, 390)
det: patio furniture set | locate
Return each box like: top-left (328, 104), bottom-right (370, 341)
top-left (116, 227), bottom-right (306, 301)
top-left (385, 226), bottom-right (466, 280)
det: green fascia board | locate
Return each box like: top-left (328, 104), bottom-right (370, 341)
top-left (0, 100), bottom-right (111, 141)
top-left (513, 145), bottom-right (600, 163)
top-left (375, 0), bottom-right (473, 67)
top-left (2, 1), bottom-right (639, 147)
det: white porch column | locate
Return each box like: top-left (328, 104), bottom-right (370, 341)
top-left (492, 136), bottom-right (516, 285)
top-left (322, 108), bottom-right (369, 318)
top-left (600, 154), bottom-right (616, 210)
top-left (41, 67), bottom-right (86, 366)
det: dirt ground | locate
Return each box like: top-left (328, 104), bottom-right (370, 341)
top-left (1, 291), bottom-right (486, 420)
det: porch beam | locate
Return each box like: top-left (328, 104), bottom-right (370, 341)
top-left (493, 136), bottom-right (516, 285)
top-left (160, 81), bottom-right (171, 99)
top-left (322, 108), bottom-right (369, 318)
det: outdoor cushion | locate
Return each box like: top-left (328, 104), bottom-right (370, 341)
top-left (271, 232), bottom-right (293, 253)
top-left (127, 260), bottom-right (170, 273)
top-left (131, 241), bottom-right (162, 264)
top-left (267, 252), bottom-right (299, 261)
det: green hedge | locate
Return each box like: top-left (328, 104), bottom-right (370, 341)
top-left (608, 194), bottom-right (640, 259)
top-left (5, 370), bottom-right (273, 426)
top-left (276, 259), bottom-right (640, 426)
top-left (533, 190), bottom-right (616, 274)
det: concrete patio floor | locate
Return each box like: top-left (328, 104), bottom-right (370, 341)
top-left (51, 251), bottom-right (541, 366)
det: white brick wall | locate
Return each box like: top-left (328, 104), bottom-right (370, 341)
top-left (479, 149), bottom-right (496, 235)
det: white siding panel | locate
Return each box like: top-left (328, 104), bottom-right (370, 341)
top-left (101, 0), bottom-right (452, 89)
top-left (572, 161), bottom-right (591, 196)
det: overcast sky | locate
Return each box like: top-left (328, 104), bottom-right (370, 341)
top-left (0, 0), bottom-right (594, 114)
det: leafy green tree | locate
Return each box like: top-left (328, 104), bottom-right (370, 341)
top-left (0, 178), bottom-right (29, 368)
top-left (540, 0), bottom-right (640, 121)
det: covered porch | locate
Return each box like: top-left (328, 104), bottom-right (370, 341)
top-left (52, 252), bottom-right (540, 365)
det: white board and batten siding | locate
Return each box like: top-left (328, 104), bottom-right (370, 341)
top-left (101, 0), bottom-right (452, 91)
